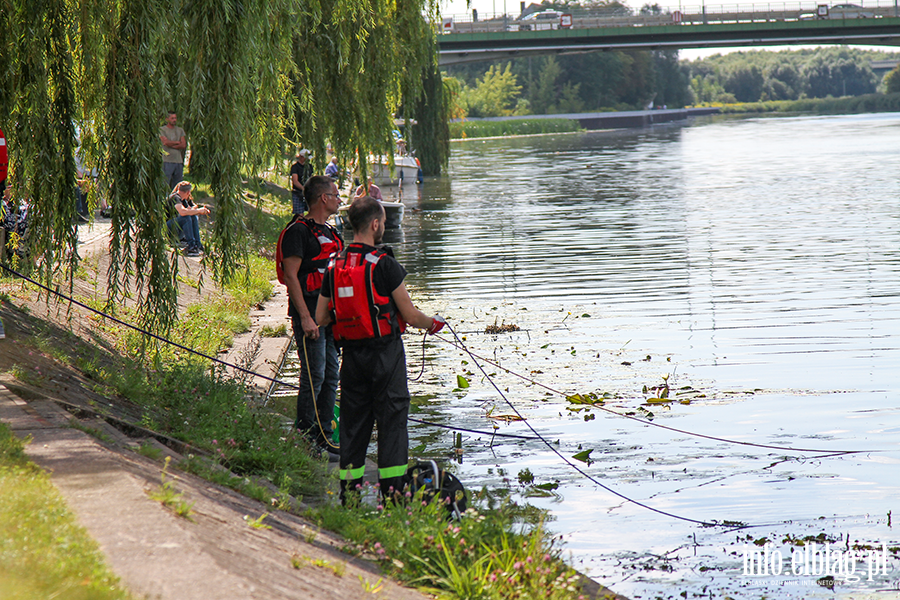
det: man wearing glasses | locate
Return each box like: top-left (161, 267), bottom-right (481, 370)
top-left (278, 175), bottom-right (344, 456)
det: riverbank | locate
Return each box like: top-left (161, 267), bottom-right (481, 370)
top-left (451, 107), bottom-right (721, 139)
top-left (707, 91), bottom-right (900, 115)
top-left (0, 206), bottom-right (624, 599)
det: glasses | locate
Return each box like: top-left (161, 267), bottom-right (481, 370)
top-left (321, 193), bottom-right (339, 199)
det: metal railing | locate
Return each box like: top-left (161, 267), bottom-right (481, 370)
top-left (440, 1), bottom-right (900, 33)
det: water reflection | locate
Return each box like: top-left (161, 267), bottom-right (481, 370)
top-left (378, 113), bottom-right (900, 598)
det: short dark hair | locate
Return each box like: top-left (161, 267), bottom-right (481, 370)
top-left (348, 196), bottom-right (384, 233)
top-left (304, 175), bottom-right (332, 207)
top-left (167, 110), bottom-right (176, 116)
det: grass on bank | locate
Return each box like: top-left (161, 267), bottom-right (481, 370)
top-left (0, 423), bottom-right (135, 600)
top-left (3, 181), bottom-right (327, 502)
top-left (451, 118), bottom-right (581, 140)
top-left (310, 485), bottom-right (595, 600)
top-left (699, 91), bottom-right (900, 115)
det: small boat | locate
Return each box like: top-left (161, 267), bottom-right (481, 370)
top-left (337, 200), bottom-right (404, 229)
top-left (369, 156), bottom-right (419, 186)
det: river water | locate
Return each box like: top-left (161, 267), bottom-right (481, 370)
top-left (339, 113), bottom-right (900, 598)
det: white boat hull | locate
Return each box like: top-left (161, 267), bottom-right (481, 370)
top-left (369, 156), bottom-right (419, 186)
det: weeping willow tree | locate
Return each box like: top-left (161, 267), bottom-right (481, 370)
top-left (410, 37), bottom-right (451, 176)
top-left (0, 0), bottom-right (440, 333)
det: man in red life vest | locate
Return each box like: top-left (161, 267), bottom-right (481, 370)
top-left (278, 175), bottom-right (344, 454)
top-left (316, 195), bottom-right (445, 502)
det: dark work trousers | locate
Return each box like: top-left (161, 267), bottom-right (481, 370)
top-left (291, 316), bottom-right (339, 449)
top-left (338, 336), bottom-right (409, 502)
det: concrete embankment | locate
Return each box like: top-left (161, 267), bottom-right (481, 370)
top-left (457, 106), bottom-right (721, 131)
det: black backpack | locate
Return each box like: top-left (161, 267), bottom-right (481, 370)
top-left (405, 461), bottom-right (467, 520)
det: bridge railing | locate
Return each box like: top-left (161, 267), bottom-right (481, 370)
top-left (440, 1), bottom-right (900, 33)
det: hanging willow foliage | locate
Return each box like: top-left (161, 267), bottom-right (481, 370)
top-left (411, 37), bottom-right (451, 176)
top-left (0, 0), bottom-right (440, 335)
top-left (6, 0), bottom-right (79, 293)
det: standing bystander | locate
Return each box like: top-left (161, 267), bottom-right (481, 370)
top-left (316, 195), bottom-right (445, 503)
top-left (0, 126), bottom-right (7, 197)
top-left (290, 149), bottom-right (314, 217)
top-left (278, 175), bottom-right (343, 454)
top-left (159, 112), bottom-right (187, 191)
top-left (0, 126), bottom-right (7, 338)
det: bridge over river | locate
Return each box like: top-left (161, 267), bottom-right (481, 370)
top-left (438, 1), bottom-right (900, 65)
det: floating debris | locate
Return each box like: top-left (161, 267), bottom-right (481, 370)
top-left (484, 322), bottom-right (520, 334)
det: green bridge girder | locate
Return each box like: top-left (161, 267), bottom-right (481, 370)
top-left (438, 18), bottom-right (900, 65)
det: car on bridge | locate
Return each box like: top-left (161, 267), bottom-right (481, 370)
top-left (514, 9), bottom-right (565, 31)
top-left (829, 3), bottom-right (875, 17)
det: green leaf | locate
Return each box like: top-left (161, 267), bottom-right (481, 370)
top-left (456, 375), bottom-right (470, 389)
top-left (572, 449), bottom-right (593, 463)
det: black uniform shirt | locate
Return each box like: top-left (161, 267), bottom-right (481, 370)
top-left (281, 219), bottom-right (343, 318)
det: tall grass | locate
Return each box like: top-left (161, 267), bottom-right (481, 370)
top-left (451, 118), bottom-right (581, 140)
top-left (311, 486), bottom-right (592, 600)
top-left (712, 92), bottom-right (900, 115)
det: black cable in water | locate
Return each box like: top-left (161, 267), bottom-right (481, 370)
top-left (0, 263), bottom-right (871, 459)
top-left (442, 322), bottom-right (725, 528)
top-left (432, 333), bottom-right (868, 456)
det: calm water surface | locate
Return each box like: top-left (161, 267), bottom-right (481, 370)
top-left (362, 113), bottom-right (900, 598)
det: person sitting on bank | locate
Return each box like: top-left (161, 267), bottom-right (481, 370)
top-left (354, 178), bottom-right (382, 202)
top-left (167, 181), bottom-right (208, 257)
top-left (325, 156), bottom-right (340, 180)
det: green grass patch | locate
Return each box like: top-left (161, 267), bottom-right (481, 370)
top-left (310, 488), bottom-right (590, 600)
top-left (706, 92), bottom-right (900, 115)
top-left (109, 360), bottom-right (328, 499)
top-left (451, 118), bottom-right (580, 140)
top-left (147, 457), bottom-right (196, 521)
top-left (0, 423), bottom-right (135, 600)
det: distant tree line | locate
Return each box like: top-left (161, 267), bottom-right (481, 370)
top-left (444, 1), bottom-right (692, 117)
top-left (686, 47), bottom-right (900, 103)
top-left (446, 48), bottom-right (691, 118)
top-left (446, 0), bottom-right (900, 117)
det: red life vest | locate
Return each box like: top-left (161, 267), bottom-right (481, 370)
top-left (0, 127), bottom-right (8, 184)
top-left (276, 218), bottom-right (343, 297)
top-left (327, 244), bottom-right (406, 341)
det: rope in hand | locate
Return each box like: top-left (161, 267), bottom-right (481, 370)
top-left (0, 263), bottom-right (870, 526)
